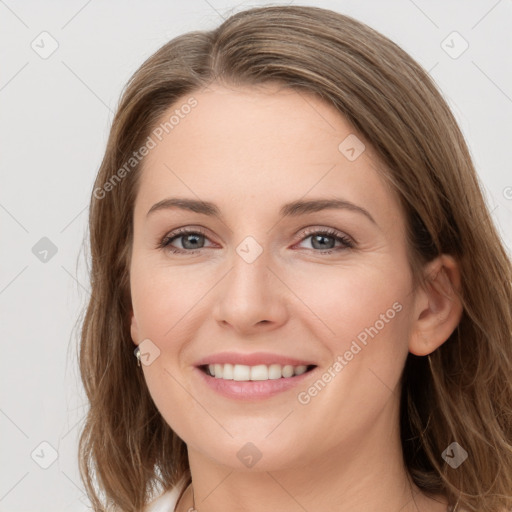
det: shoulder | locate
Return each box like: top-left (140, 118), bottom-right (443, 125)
top-left (144, 479), bottom-right (187, 512)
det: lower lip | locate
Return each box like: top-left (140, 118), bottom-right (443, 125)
top-left (194, 366), bottom-right (316, 400)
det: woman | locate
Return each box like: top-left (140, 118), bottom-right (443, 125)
top-left (78, 5), bottom-right (512, 512)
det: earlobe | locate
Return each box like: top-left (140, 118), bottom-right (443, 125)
top-left (409, 254), bottom-right (463, 356)
top-left (130, 311), bottom-right (139, 345)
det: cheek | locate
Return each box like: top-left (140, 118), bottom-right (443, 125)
top-left (130, 260), bottom-right (207, 438)
top-left (290, 260), bottom-right (413, 407)
top-left (130, 258), bottom-right (209, 341)
top-left (289, 261), bottom-right (411, 346)
top-left (289, 265), bottom-right (412, 434)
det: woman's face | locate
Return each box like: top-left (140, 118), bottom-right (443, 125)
top-left (129, 83), bottom-right (419, 470)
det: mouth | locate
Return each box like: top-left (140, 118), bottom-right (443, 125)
top-left (194, 360), bottom-right (319, 400)
top-left (192, 351), bottom-right (319, 400)
top-left (199, 363), bottom-right (317, 381)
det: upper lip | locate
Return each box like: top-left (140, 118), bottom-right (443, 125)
top-left (194, 352), bottom-right (317, 367)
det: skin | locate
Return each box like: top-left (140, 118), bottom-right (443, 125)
top-left (129, 83), bottom-right (463, 512)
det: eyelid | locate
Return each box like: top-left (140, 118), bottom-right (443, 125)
top-left (294, 225), bottom-right (355, 245)
top-left (157, 226), bottom-right (212, 250)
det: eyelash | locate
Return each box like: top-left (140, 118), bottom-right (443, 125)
top-left (157, 227), bottom-right (355, 255)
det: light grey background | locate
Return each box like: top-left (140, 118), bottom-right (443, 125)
top-left (1, 1), bottom-right (511, 510)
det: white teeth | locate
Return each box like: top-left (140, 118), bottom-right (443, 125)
top-left (282, 365), bottom-right (294, 378)
top-left (268, 364), bottom-right (282, 380)
top-left (222, 363), bottom-right (234, 379)
top-left (233, 364), bottom-right (250, 381)
top-left (214, 364), bottom-right (223, 379)
top-left (250, 365), bottom-right (268, 381)
top-left (294, 365), bottom-right (307, 375)
top-left (206, 363), bottom-right (311, 380)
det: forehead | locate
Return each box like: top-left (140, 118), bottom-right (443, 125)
top-left (134, 83), bottom-right (401, 224)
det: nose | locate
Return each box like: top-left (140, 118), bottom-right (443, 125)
top-left (212, 244), bottom-right (290, 335)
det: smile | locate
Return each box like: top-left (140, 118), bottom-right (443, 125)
top-left (194, 358), bottom-right (318, 400)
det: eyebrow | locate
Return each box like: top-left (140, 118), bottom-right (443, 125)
top-left (147, 197), bottom-right (377, 225)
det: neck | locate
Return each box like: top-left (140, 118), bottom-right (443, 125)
top-left (177, 398), bottom-right (449, 512)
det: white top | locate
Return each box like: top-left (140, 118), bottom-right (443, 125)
top-left (144, 479), bottom-right (187, 512)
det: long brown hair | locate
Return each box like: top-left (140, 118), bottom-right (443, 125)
top-left (78, 6), bottom-right (512, 511)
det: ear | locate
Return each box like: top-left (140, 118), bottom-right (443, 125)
top-left (409, 254), bottom-right (463, 356)
top-left (130, 310), bottom-right (139, 345)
